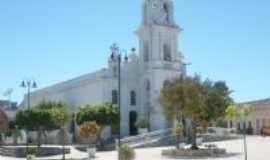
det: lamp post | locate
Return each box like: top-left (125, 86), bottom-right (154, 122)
top-left (110, 44), bottom-right (127, 160)
top-left (20, 80), bottom-right (37, 153)
top-left (21, 80), bottom-right (37, 109)
top-left (180, 62), bottom-right (191, 145)
top-left (117, 53), bottom-right (121, 150)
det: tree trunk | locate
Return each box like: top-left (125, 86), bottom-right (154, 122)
top-left (191, 120), bottom-right (199, 150)
top-left (37, 128), bottom-right (42, 149)
top-left (176, 131), bottom-right (180, 149)
top-left (42, 131), bottom-right (48, 144)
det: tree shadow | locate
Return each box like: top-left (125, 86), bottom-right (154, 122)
top-left (169, 152), bottom-right (242, 159)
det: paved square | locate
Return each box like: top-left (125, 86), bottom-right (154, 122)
top-left (94, 136), bottom-right (270, 160)
top-left (0, 136), bottom-right (269, 160)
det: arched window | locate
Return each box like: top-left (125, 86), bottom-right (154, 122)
top-left (112, 90), bottom-right (118, 104)
top-left (145, 80), bottom-right (151, 91)
top-left (163, 3), bottom-right (169, 13)
top-left (130, 91), bottom-right (136, 106)
top-left (163, 44), bottom-right (172, 61)
top-left (113, 66), bottom-right (117, 77)
top-left (143, 41), bottom-right (149, 62)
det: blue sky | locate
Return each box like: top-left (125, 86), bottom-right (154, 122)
top-left (0, 0), bottom-right (270, 104)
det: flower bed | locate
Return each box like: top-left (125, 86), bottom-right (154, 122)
top-left (162, 148), bottom-right (226, 158)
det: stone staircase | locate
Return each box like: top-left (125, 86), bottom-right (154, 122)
top-left (106, 127), bottom-right (240, 150)
top-left (0, 146), bottom-right (18, 157)
top-left (120, 128), bottom-right (177, 148)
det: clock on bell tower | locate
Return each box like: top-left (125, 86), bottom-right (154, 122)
top-left (143, 0), bottom-right (175, 26)
top-left (137, 0), bottom-right (181, 64)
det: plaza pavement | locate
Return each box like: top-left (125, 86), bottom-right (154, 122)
top-left (0, 136), bottom-right (269, 160)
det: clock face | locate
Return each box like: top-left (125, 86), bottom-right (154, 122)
top-left (148, 0), bottom-right (171, 25)
top-left (151, 0), bottom-right (159, 9)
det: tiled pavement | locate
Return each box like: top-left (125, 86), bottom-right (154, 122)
top-left (1, 136), bottom-right (269, 160)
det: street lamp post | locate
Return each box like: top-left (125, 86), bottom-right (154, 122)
top-left (20, 80), bottom-right (37, 153)
top-left (117, 53), bottom-right (121, 150)
top-left (110, 44), bottom-right (127, 160)
top-left (21, 80), bottom-right (37, 109)
top-left (181, 63), bottom-right (191, 144)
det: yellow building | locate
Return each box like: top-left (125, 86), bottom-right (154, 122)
top-left (228, 98), bottom-right (270, 135)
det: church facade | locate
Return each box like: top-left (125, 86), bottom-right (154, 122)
top-left (20, 0), bottom-right (186, 137)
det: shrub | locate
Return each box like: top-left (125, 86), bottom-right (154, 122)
top-left (119, 144), bottom-right (135, 160)
top-left (79, 121), bottom-right (100, 138)
top-left (26, 147), bottom-right (38, 156)
top-left (135, 117), bottom-right (148, 128)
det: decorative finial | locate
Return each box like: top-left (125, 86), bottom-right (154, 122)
top-left (124, 54), bottom-right (128, 62)
top-left (131, 47), bottom-right (136, 54)
top-left (110, 43), bottom-right (119, 55)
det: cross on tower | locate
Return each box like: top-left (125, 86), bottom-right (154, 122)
top-left (110, 43), bottom-right (119, 55)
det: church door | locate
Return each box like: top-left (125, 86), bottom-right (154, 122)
top-left (129, 111), bottom-right (138, 136)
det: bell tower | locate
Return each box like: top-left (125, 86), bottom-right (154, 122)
top-left (136, 0), bottom-right (184, 131)
top-left (136, 0), bottom-right (181, 64)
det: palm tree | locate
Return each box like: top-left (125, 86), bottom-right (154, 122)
top-left (226, 104), bottom-right (252, 160)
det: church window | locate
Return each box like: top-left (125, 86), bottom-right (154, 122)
top-left (163, 3), bottom-right (169, 13)
top-left (145, 80), bottom-right (151, 91)
top-left (112, 90), bottom-right (118, 104)
top-left (113, 66), bottom-right (117, 77)
top-left (163, 43), bottom-right (172, 61)
top-left (143, 41), bottom-right (149, 62)
top-left (130, 91), bottom-right (136, 106)
top-left (163, 3), bottom-right (170, 23)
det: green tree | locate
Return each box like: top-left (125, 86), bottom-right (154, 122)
top-left (16, 101), bottom-right (70, 150)
top-left (16, 107), bottom-right (56, 147)
top-left (201, 80), bottom-right (233, 124)
top-left (160, 75), bottom-right (233, 149)
top-left (226, 104), bottom-right (252, 160)
top-left (160, 76), bottom-right (186, 149)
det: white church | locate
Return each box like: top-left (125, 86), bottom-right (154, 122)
top-left (21, 0), bottom-right (186, 137)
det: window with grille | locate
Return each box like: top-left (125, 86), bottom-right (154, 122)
top-left (130, 91), bottom-right (136, 106)
top-left (112, 90), bottom-right (118, 104)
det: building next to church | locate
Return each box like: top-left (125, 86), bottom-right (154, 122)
top-left (0, 100), bottom-right (18, 120)
top-left (20, 0), bottom-right (186, 137)
top-left (228, 98), bottom-right (270, 135)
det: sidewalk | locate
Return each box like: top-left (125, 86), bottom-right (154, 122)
top-left (1, 136), bottom-right (270, 160)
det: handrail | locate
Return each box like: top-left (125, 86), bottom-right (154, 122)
top-left (120, 128), bottom-right (172, 147)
